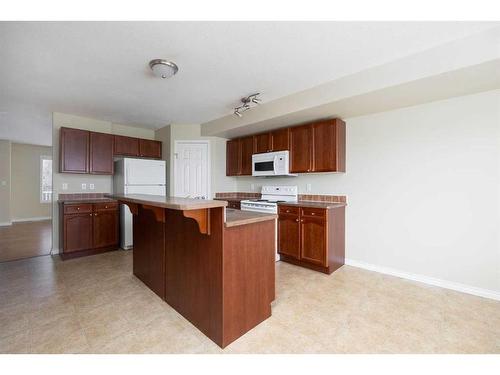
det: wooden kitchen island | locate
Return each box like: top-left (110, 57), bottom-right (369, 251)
top-left (109, 194), bottom-right (277, 348)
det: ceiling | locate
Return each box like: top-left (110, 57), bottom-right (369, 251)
top-left (1, 21), bottom-right (498, 139)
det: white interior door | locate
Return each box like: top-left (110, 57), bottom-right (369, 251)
top-left (174, 141), bottom-right (210, 199)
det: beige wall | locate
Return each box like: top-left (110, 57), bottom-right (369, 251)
top-left (0, 140), bottom-right (11, 225)
top-left (155, 124), bottom-right (237, 197)
top-left (52, 112), bottom-right (156, 252)
top-left (10, 143), bottom-right (52, 221)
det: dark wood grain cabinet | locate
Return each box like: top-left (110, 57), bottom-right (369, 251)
top-left (60, 202), bottom-right (119, 259)
top-left (225, 118), bottom-right (345, 176)
top-left (290, 124), bottom-right (313, 173)
top-left (226, 137), bottom-right (254, 176)
top-left (139, 139), bottom-right (162, 159)
top-left (226, 139), bottom-right (241, 176)
top-left (278, 204), bottom-right (345, 274)
top-left (114, 135), bottom-right (139, 156)
top-left (59, 127), bottom-right (90, 174)
top-left (90, 132), bottom-right (114, 174)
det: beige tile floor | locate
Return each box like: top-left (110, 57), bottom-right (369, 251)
top-left (0, 251), bottom-right (499, 354)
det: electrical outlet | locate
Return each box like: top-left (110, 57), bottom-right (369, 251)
top-left (81, 183), bottom-right (87, 190)
top-left (89, 183), bottom-right (95, 190)
top-left (1, 180), bottom-right (6, 186)
top-left (306, 183), bottom-right (312, 192)
top-left (62, 183), bottom-right (68, 190)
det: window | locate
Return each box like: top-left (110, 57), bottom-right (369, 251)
top-left (40, 155), bottom-right (52, 203)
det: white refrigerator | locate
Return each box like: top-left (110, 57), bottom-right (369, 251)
top-left (113, 158), bottom-right (166, 249)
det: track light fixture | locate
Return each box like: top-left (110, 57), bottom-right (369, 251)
top-left (234, 93), bottom-right (261, 118)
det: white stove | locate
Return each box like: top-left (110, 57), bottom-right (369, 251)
top-left (241, 185), bottom-right (298, 214)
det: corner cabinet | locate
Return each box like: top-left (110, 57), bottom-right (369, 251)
top-left (60, 201), bottom-right (119, 259)
top-left (225, 118), bottom-right (345, 176)
top-left (278, 204), bottom-right (345, 274)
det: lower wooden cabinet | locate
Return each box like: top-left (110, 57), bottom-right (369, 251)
top-left (278, 204), bottom-right (345, 274)
top-left (60, 201), bottom-right (119, 258)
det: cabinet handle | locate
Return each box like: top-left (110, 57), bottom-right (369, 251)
top-left (105, 206), bottom-right (108, 208)
top-left (89, 213), bottom-right (92, 216)
top-left (301, 219), bottom-right (304, 222)
top-left (295, 218), bottom-right (299, 222)
top-left (77, 207), bottom-right (80, 210)
top-left (311, 212), bottom-right (315, 215)
top-left (286, 210), bottom-right (290, 213)
top-left (95, 213), bottom-right (98, 216)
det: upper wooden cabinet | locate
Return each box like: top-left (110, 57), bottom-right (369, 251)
top-left (226, 139), bottom-right (241, 176)
top-left (60, 127), bottom-right (89, 174)
top-left (290, 124), bottom-right (313, 173)
top-left (240, 136), bottom-right (254, 175)
top-left (139, 139), bottom-right (162, 159)
top-left (270, 128), bottom-right (290, 152)
top-left (114, 135), bottom-right (139, 157)
top-left (226, 118), bottom-right (345, 176)
top-left (254, 133), bottom-right (271, 154)
top-left (226, 137), bottom-right (254, 176)
top-left (90, 132), bottom-right (114, 175)
top-left (312, 119), bottom-right (346, 172)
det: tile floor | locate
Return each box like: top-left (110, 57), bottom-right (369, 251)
top-left (0, 251), bottom-right (499, 354)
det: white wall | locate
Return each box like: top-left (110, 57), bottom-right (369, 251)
top-left (51, 112), bottom-right (156, 252)
top-left (0, 140), bottom-right (12, 225)
top-left (236, 90), bottom-right (500, 295)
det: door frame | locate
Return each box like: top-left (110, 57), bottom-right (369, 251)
top-left (173, 140), bottom-right (211, 199)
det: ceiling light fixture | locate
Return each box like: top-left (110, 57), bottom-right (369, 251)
top-left (234, 93), bottom-right (262, 118)
top-left (149, 59), bottom-right (179, 79)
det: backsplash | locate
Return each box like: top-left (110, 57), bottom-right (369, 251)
top-left (57, 193), bottom-right (107, 201)
top-left (215, 192), bottom-right (347, 203)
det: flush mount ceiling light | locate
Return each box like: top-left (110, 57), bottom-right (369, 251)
top-left (234, 93), bottom-right (262, 118)
top-left (149, 59), bottom-right (179, 79)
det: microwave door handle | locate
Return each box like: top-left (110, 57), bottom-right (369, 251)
top-left (273, 154), bottom-right (279, 174)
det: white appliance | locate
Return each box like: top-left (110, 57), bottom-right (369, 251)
top-left (241, 185), bottom-right (298, 261)
top-left (114, 158), bottom-right (166, 249)
top-left (252, 150), bottom-right (297, 177)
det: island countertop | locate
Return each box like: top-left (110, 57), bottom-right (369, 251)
top-left (225, 208), bottom-right (277, 227)
top-left (107, 194), bottom-right (227, 210)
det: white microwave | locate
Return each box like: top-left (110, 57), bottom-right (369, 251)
top-left (252, 151), bottom-right (297, 177)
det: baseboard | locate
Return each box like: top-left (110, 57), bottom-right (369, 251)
top-left (344, 258), bottom-right (500, 301)
top-left (0, 221), bottom-right (12, 226)
top-left (12, 216), bottom-right (51, 223)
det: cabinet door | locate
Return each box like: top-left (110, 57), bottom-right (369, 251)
top-left (89, 132), bottom-right (114, 175)
top-left (254, 133), bottom-right (271, 153)
top-left (60, 127), bottom-right (89, 173)
top-left (92, 210), bottom-right (119, 248)
top-left (114, 135), bottom-right (139, 156)
top-left (312, 120), bottom-right (346, 172)
top-left (139, 139), bottom-right (162, 159)
top-left (240, 136), bottom-right (254, 175)
top-left (63, 213), bottom-right (93, 252)
top-left (278, 214), bottom-right (301, 259)
top-left (270, 128), bottom-right (290, 151)
top-left (290, 124), bottom-right (313, 173)
top-left (300, 216), bottom-right (327, 266)
top-left (226, 139), bottom-right (241, 176)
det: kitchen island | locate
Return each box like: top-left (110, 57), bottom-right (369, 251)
top-left (108, 194), bottom-right (277, 348)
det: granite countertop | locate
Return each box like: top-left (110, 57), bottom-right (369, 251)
top-left (225, 208), bottom-right (277, 228)
top-left (58, 197), bottom-right (118, 204)
top-left (278, 201), bottom-right (346, 209)
top-left (107, 194), bottom-right (227, 210)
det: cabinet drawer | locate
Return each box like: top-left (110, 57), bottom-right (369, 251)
top-left (94, 202), bottom-right (118, 212)
top-left (227, 200), bottom-right (241, 210)
top-left (278, 205), bottom-right (300, 215)
top-left (301, 207), bottom-right (326, 218)
top-left (64, 204), bottom-right (93, 214)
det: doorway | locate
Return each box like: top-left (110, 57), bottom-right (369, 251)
top-left (174, 140), bottom-right (210, 199)
top-left (0, 142), bottom-right (53, 262)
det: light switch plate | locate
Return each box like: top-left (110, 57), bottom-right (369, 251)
top-left (89, 183), bottom-right (95, 190)
top-left (1, 180), bottom-right (6, 186)
top-left (62, 183), bottom-right (68, 190)
top-left (81, 183), bottom-right (87, 190)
